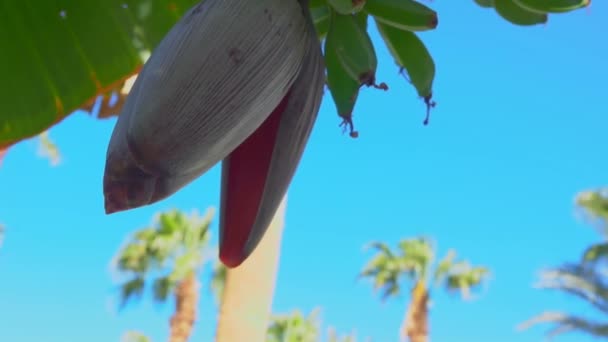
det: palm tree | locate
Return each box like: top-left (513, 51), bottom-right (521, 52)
top-left (326, 327), bottom-right (359, 342)
top-left (209, 258), bottom-right (227, 307)
top-left (517, 263), bottom-right (608, 339)
top-left (576, 189), bottom-right (608, 262)
top-left (359, 237), bottom-right (490, 342)
top-left (112, 208), bottom-right (214, 342)
top-left (265, 307), bottom-right (361, 342)
top-left (121, 331), bottom-right (152, 342)
top-left (518, 189), bottom-right (608, 340)
top-left (266, 308), bottom-right (321, 342)
top-left (215, 196), bottom-right (287, 342)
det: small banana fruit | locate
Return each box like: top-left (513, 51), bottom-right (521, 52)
top-left (494, 0), bottom-right (548, 26)
top-left (365, 0), bottom-right (438, 32)
top-left (375, 20), bottom-right (435, 124)
top-left (104, 0), bottom-right (320, 267)
top-left (325, 10), bottom-right (378, 87)
top-left (219, 5), bottom-right (325, 266)
top-left (327, 0), bottom-right (366, 14)
top-left (474, 0), bottom-right (495, 8)
top-left (311, 5), bottom-right (331, 39)
top-left (324, 28), bottom-right (361, 137)
top-left (513, 0), bottom-right (590, 13)
top-left (309, 0), bottom-right (327, 7)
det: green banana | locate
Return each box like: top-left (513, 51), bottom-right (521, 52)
top-left (365, 0), bottom-right (438, 32)
top-left (513, 0), bottom-right (590, 13)
top-left (494, 0), bottom-right (548, 26)
top-left (325, 10), bottom-right (378, 87)
top-left (376, 20), bottom-right (436, 125)
top-left (312, 5), bottom-right (331, 39)
top-left (474, 0), bottom-right (495, 8)
top-left (355, 9), bottom-right (370, 29)
top-left (309, 0), bottom-right (327, 7)
top-left (324, 34), bottom-right (361, 137)
top-left (327, 0), bottom-right (366, 14)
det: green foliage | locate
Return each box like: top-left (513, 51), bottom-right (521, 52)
top-left (210, 259), bottom-right (227, 306)
top-left (267, 308), bottom-right (321, 342)
top-left (113, 208), bottom-right (213, 308)
top-left (266, 308), bottom-right (363, 342)
top-left (0, 0), bottom-right (589, 148)
top-left (36, 131), bottom-right (61, 166)
top-left (0, 0), bottom-right (201, 148)
top-left (121, 330), bottom-right (152, 342)
top-left (520, 189), bottom-right (608, 340)
top-left (359, 237), bottom-right (489, 301)
top-left (519, 263), bottom-right (608, 339)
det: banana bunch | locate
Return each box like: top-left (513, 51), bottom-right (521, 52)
top-left (103, 0), bottom-right (324, 268)
top-left (311, 0), bottom-right (438, 131)
top-left (472, 0), bottom-right (590, 26)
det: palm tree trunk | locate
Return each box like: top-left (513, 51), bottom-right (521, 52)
top-left (401, 280), bottom-right (430, 342)
top-left (169, 272), bottom-right (200, 342)
top-left (215, 196), bottom-right (287, 342)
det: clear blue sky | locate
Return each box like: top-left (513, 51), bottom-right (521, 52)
top-left (1, 2), bottom-right (606, 342)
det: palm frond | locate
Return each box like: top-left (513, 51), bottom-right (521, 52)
top-left (112, 207), bottom-right (215, 309)
top-left (583, 242), bottom-right (608, 263)
top-left (575, 189), bottom-right (608, 237)
top-left (534, 263), bottom-right (608, 314)
top-left (121, 330), bottom-right (152, 342)
top-left (363, 241), bottom-right (394, 258)
top-left (210, 260), bottom-right (227, 306)
top-left (119, 276), bottom-right (145, 308)
top-left (267, 308), bottom-right (321, 342)
top-left (444, 261), bottom-right (489, 300)
top-left (433, 249), bottom-right (456, 286)
top-left (152, 276), bottom-right (173, 303)
top-left (518, 311), bottom-right (608, 340)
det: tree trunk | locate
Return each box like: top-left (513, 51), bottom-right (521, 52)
top-left (169, 272), bottom-right (200, 342)
top-left (215, 196), bottom-right (287, 342)
top-left (401, 280), bottom-right (430, 342)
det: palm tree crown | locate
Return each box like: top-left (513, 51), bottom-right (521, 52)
top-left (113, 208), bottom-right (213, 306)
top-left (519, 189), bottom-right (608, 340)
top-left (359, 237), bottom-right (489, 301)
top-left (359, 237), bottom-right (489, 342)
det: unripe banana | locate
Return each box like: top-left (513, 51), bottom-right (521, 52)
top-left (219, 4), bottom-right (325, 267)
top-left (513, 0), bottom-right (590, 13)
top-left (309, 0), bottom-right (327, 7)
top-left (103, 0), bottom-right (309, 214)
top-left (365, 0), bottom-right (438, 32)
top-left (494, 0), bottom-right (547, 26)
top-left (324, 22), bottom-right (362, 137)
top-left (325, 10), bottom-right (378, 87)
top-left (327, 0), bottom-right (366, 14)
top-left (375, 20), bottom-right (435, 124)
top-left (312, 5), bottom-right (330, 39)
top-left (474, 0), bottom-right (494, 8)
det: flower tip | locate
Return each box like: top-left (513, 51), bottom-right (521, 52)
top-left (103, 180), bottom-right (136, 215)
top-left (219, 249), bottom-right (246, 269)
top-left (102, 165), bottom-right (158, 215)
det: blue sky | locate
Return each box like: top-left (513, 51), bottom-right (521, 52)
top-left (1, 2), bottom-right (607, 342)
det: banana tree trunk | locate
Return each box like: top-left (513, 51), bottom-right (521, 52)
top-left (401, 280), bottom-right (430, 342)
top-left (215, 196), bottom-right (287, 342)
top-left (169, 272), bottom-right (200, 342)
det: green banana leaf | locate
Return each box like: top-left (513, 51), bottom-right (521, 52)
top-left (0, 0), bottom-right (199, 149)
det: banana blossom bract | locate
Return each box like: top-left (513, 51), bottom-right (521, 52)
top-left (103, 0), bottom-right (324, 268)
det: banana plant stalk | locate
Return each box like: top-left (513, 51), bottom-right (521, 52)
top-left (103, 0), bottom-right (324, 268)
